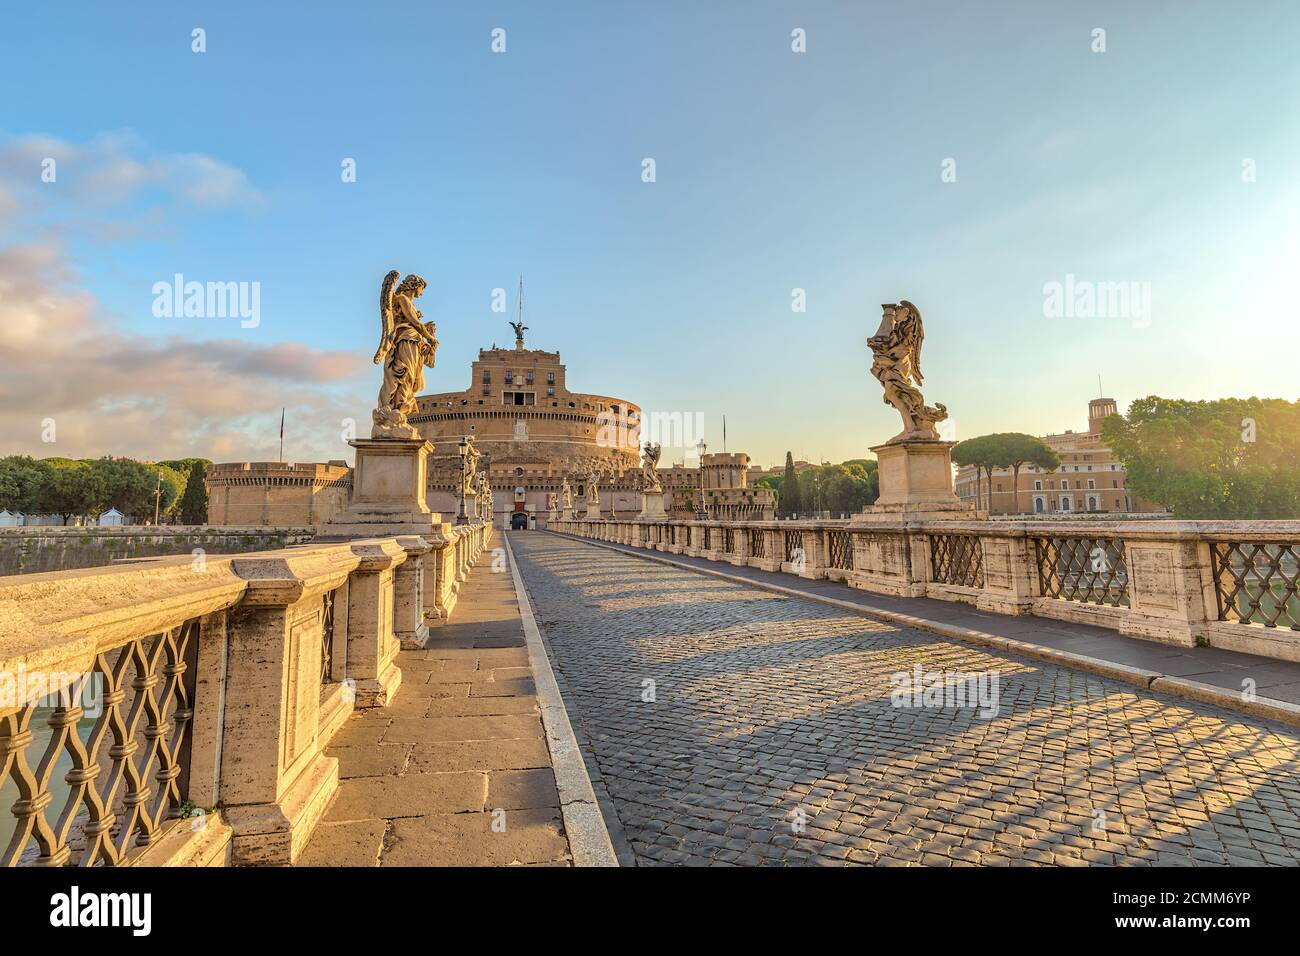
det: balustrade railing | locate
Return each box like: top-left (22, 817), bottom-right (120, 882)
top-left (320, 587), bottom-right (339, 684)
top-left (1033, 535), bottom-right (1129, 607)
top-left (1212, 541), bottom-right (1300, 630)
top-left (1, 620), bottom-right (200, 867)
top-left (784, 530), bottom-right (803, 564)
top-left (827, 530), bottom-right (853, 571)
top-left (550, 516), bottom-right (1300, 663)
top-left (1, 517), bottom-right (494, 869)
top-left (930, 533), bottom-right (984, 588)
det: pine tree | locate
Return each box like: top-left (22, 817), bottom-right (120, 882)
top-left (180, 459), bottom-right (209, 524)
top-left (780, 451), bottom-right (802, 516)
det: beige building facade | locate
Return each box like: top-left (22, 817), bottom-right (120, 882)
top-left (954, 398), bottom-right (1161, 516)
top-left (409, 336), bottom-right (642, 527)
top-left (205, 461), bottom-right (352, 526)
top-left (661, 452), bottom-right (777, 520)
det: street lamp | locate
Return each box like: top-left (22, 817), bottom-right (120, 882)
top-left (456, 436), bottom-right (469, 525)
top-left (695, 439), bottom-right (709, 521)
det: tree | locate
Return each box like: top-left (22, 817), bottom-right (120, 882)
top-left (1103, 396), bottom-right (1300, 518)
top-left (37, 460), bottom-right (103, 524)
top-left (998, 433), bottom-right (1060, 514)
top-left (179, 460), bottom-right (210, 524)
top-left (952, 435), bottom-right (1005, 511)
top-left (92, 457), bottom-right (159, 519)
top-left (779, 451), bottom-right (802, 516)
top-left (0, 456), bottom-right (52, 514)
top-left (154, 465), bottom-right (186, 522)
top-left (818, 463), bottom-right (877, 514)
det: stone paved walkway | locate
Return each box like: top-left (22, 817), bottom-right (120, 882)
top-left (297, 548), bottom-right (573, 866)
top-left (510, 532), bottom-right (1300, 866)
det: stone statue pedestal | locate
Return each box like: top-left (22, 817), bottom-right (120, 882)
top-left (561, 507), bottom-right (574, 521)
top-left (323, 438), bottom-right (444, 536)
top-left (584, 501), bottom-right (602, 519)
top-left (639, 491), bottom-right (666, 520)
top-left (851, 440), bottom-right (973, 525)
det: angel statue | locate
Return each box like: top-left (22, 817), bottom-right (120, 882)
top-left (373, 270), bottom-right (439, 439)
top-left (640, 441), bottom-right (663, 493)
top-left (560, 477), bottom-right (574, 510)
top-left (509, 319), bottom-right (528, 348)
top-left (461, 440), bottom-right (482, 498)
top-left (585, 472), bottom-right (600, 504)
top-left (473, 471), bottom-right (491, 518)
top-left (868, 300), bottom-right (948, 443)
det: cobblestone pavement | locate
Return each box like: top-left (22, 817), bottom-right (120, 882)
top-left (510, 532), bottom-right (1300, 866)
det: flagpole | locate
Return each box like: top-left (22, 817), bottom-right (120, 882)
top-left (279, 408), bottom-right (285, 463)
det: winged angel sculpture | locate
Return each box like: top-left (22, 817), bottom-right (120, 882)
top-left (372, 270), bottom-right (439, 438)
top-left (640, 441), bottom-right (663, 493)
top-left (868, 300), bottom-right (948, 443)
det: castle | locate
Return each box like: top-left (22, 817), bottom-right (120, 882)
top-left (207, 329), bottom-right (775, 528)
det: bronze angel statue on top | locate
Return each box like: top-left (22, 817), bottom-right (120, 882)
top-left (373, 270), bottom-right (439, 438)
top-left (867, 300), bottom-right (948, 443)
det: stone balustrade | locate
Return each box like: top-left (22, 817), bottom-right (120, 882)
top-left (0, 519), bottom-right (492, 868)
top-left (549, 516), bottom-right (1300, 664)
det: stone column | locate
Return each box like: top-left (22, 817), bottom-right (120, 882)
top-left (1122, 537), bottom-right (1208, 647)
top-left (393, 535), bottom-right (431, 649)
top-left (421, 522), bottom-right (459, 625)
top-left (221, 545), bottom-right (359, 865)
top-left (975, 529), bottom-right (1037, 615)
top-left (727, 524), bottom-right (750, 567)
top-left (344, 539), bottom-right (407, 708)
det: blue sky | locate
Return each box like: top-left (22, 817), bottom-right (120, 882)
top-left (1, 1), bottom-right (1297, 467)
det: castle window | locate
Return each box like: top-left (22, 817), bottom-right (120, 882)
top-left (505, 370), bottom-right (513, 383)
top-left (547, 371), bottom-right (555, 384)
top-left (547, 387), bottom-right (555, 397)
top-left (482, 370), bottom-right (491, 383)
top-left (526, 371), bottom-right (534, 385)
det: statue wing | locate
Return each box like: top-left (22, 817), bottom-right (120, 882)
top-left (374, 270), bottom-right (399, 365)
top-left (900, 299), bottom-right (924, 384)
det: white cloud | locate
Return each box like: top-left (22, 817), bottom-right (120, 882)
top-left (0, 132), bottom-right (363, 463)
top-left (0, 131), bottom-right (264, 211)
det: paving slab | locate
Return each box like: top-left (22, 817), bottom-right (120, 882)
top-left (297, 547), bottom-right (594, 866)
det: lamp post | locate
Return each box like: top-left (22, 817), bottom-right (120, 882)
top-left (456, 436), bottom-right (469, 525)
top-left (695, 439), bottom-right (709, 521)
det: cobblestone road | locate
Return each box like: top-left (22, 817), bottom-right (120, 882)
top-left (511, 532), bottom-right (1300, 866)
